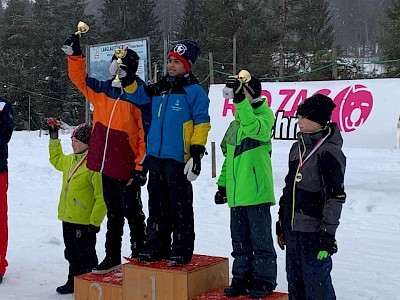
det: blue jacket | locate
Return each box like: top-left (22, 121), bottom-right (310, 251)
top-left (126, 73), bottom-right (211, 163)
top-left (0, 98), bottom-right (14, 173)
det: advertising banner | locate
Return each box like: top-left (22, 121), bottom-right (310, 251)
top-left (87, 38), bottom-right (150, 83)
top-left (208, 79), bottom-right (400, 149)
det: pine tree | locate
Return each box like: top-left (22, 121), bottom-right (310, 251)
top-left (380, 0), bottom-right (400, 77)
top-left (100, 0), bottom-right (162, 65)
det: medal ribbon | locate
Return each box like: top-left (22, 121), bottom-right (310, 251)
top-left (297, 127), bottom-right (331, 171)
top-left (67, 152), bottom-right (88, 183)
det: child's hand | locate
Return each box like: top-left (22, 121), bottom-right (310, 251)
top-left (47, 118), bottom-right (61, 139)
top-left (317, 232), bottom-right (337, 260)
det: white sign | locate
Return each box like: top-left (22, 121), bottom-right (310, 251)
top-left (208, 78), bottom-right (400, 149)
top-left (87, 38), bottom-right (150, 83)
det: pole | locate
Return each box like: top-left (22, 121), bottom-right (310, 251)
top-left (332, 47), bottom-right (338, 80)
top-left (233, 35), bottom-right (237, 75)
top-left (28, 96), bottom-right (31, 132)
top-left (211, 142), bottom-right (216, 178)
top-left (209, 52), bottom-right (214, 84)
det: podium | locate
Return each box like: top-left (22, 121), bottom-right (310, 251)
top-left (74, 254), bottom-right (229, 300)
top-left (74, 254), bottom-right (288, 300)
top-left (123, 254), bottom-right (229, 300)
top-left (74, 268), bottom-right (123, 300)
top-left (192, 288), bottom-right (289, 299)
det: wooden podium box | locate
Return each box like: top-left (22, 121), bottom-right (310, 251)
top-left (192, 288), bottom-right (289, 300)
top-left (74, 268), bottom-right (123, 300)
top-left (123, 254), bottom-right (229, 300)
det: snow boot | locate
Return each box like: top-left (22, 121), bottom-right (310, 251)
top-left (224, 277), bottom-right (248, 297)
top-left (56, 280), bottom-right (74, 294)
top-left (92, 256), bottom-right (121, 275)
top-left (248, 278), bottom-right (273, 298)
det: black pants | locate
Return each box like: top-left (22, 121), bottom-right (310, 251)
top-left (145, 156), bottom-right (194, 258)
top-left (102, 174), bottom-right (146, 260)
top-left (63, 222), bottom-right (98, 284)
top-left (230, 203), bottom-right (277, 288)
top-left (285, 231), bottom-right (336, 300)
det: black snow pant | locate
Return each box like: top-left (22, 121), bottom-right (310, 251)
top-left (285, 231), bottom-right (336, 300)
top-left (102, 174), bottom-right (146, 260)
top-left (144, 156), bottom-right (194, 259)
top-left (62, 222), bottom-right (98, 285)
top-left (230, 203), bottom-right (277, 289)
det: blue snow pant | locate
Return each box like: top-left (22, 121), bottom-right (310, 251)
top-left (144, 156), bottom-right (194, 260)
top-left (102, 174), bottom-right (146, 259)
top-left (230, 203), bottom-right (277, 289)
top-left (285, 231), bottom-right (336, 300)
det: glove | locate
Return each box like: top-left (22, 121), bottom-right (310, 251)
top-left (226, 76), bottom-right (245, 103)
top-left (317, 232), bottom-right (338, 260)
top-left (276, 220), bottom-right (285, 250)
top-left (61, 34), bottom-right (82, 56)
top-left (119, 64), bottom-right (136, 88)
top-left (89, 225), bottom-right (100, 234)
top-left (214, 186), bottom-right (227, 204)
top-left (184, 145), bottom-right (205, 182)
top-left (132, 168), bottom-right (148, 186)
top-left (47, 118), bottom-right (61, 139)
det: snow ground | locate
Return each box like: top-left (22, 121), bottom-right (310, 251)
top-left (1, 131), bottom-right (399, 299)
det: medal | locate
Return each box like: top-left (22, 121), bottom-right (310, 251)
top-left (295, 172), bottom-right (302, 182)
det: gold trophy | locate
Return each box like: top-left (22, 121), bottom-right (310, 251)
top-left (111, 48), bottom-right (127, 88)
top-left (61, 21), bottom-right (89, 55)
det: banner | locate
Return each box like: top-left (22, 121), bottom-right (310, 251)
top-left (208, 79), bottom-right (400, 149)
top-left (87, 38), bottom-right (150, 83)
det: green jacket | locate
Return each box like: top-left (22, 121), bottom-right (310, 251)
top-left (49, 139), bottom-right (106, 226)
top-left (217, 99), bottom-right (275, 207)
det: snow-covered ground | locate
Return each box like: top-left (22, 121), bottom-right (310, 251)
top-left (1, 131), bottom-right (400, 299)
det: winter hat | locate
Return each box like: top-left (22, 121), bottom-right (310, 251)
top-left (111, 48), bottom-right (140, 74)
top-left (168, 39), bottom-right (201, 72)
top-left (71, 124), bottom-right (91, 145)
top-left (296, 94), bottom-right (336, 126)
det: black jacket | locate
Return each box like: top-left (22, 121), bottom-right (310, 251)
top-left (278, 123), bottom-right (346, 236)
top-left (0, 98), bottom-right (14, 173)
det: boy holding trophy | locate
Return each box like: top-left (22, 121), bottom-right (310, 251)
top-left (62, 23), bottom-right (149, 274)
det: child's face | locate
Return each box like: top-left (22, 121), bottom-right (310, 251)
top-left (167, 57), bottom-right (187, 77)
top-left (297, 115), bottom-right (323, 133)
top-left (71, 137), bottom-right (89, 154)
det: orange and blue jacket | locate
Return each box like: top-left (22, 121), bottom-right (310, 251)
top-left (68, 55), bottom-right (146, 181)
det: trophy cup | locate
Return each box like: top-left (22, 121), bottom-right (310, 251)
top-left (111, 48), bottom-right (127, 88)
top-left (61, 21), bottom-right (89, 55)
top-left (222, 70), bottom-right (252, 99)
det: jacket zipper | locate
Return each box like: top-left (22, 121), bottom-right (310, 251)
top-left (100, 97), bottom-right (119, 173)
top-left (253, 167), bottom-right (259, 193)
top-left (158, 87), bottom-right (172, 157)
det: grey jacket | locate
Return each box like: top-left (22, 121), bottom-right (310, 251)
top-left (278, 123), bottom-right (346, 236)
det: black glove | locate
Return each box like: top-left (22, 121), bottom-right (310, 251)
top-left (226, 76), bottom-right (246, 103)
top-left (317, 232), bottom-right (338, 260)
top-left (132, 168), bottom-right (148, 186)
top-left (47, 118), bottom-right (61, 139)
top-left (214, 186), bottom-right (227, 204)
top-left (276, 220), bottom-right (285, 250)
top-left (120, 64), bottom-right (136, 88)
top-left (62, 34), bottom-right (82, 56)
top-left (89, 225), bottom-right (100, 234)
top-left (184, 145), bottom-right (206, 181)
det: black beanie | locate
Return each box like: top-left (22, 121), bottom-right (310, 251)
top-left (244, 76), bottom-right (262, 99)
top-left (71, 124), bottom-right (91, 145)
top-left (168, 39), bottom-right (201, 72)
top-left (296, 94), bottom-right (336, 126)
top-left (112, 48), bottom-right (140, 74)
